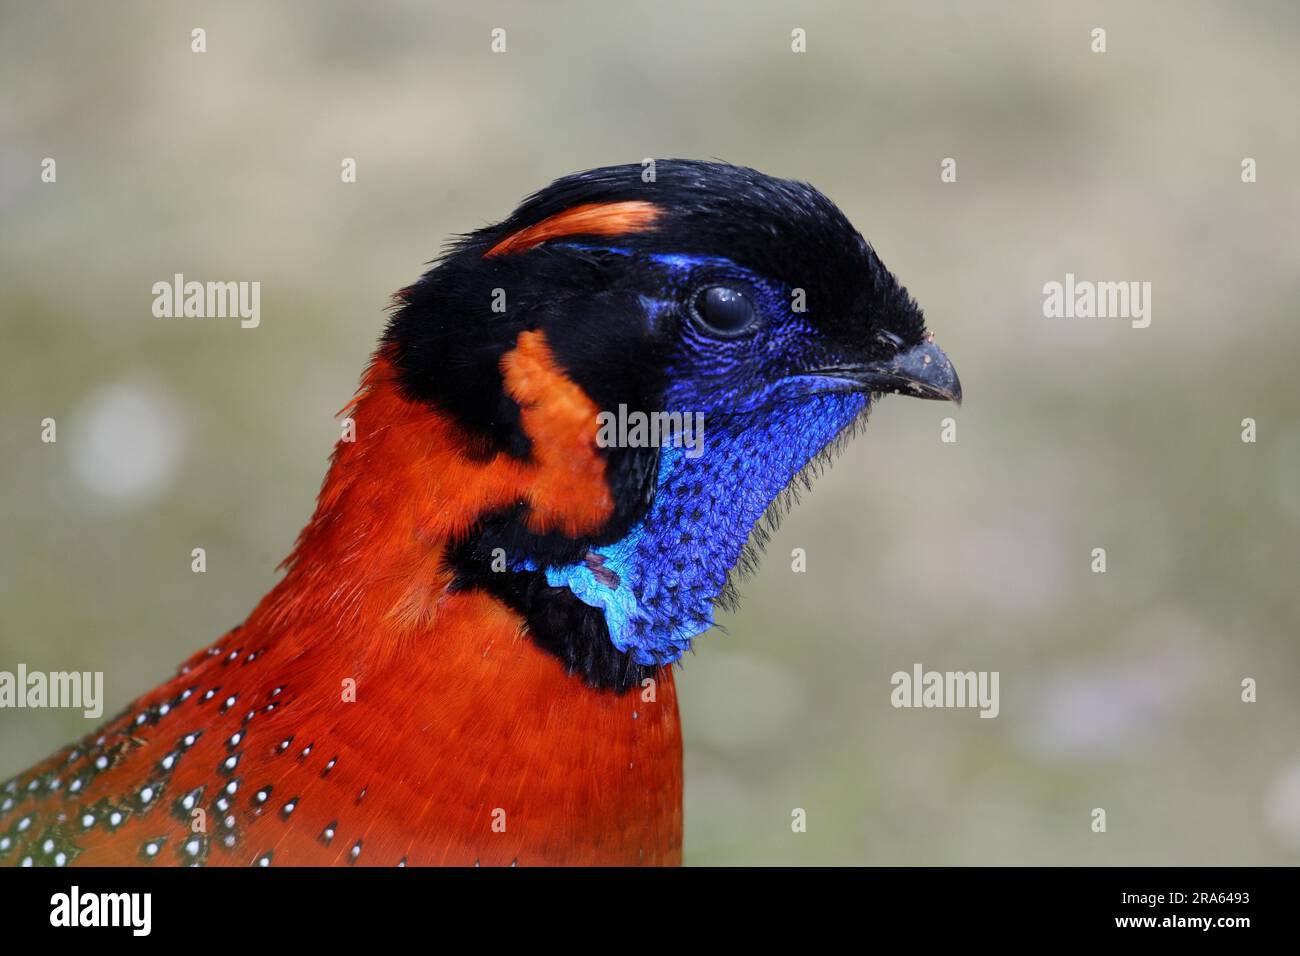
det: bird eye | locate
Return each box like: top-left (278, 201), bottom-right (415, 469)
top-left (693, 286), bottom-right (757, 336)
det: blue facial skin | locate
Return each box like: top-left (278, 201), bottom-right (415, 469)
top-left (539, 248), bottom-right (871, 666)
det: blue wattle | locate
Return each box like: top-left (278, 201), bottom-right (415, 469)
top-left (543, 391), bottom-right (869, 665)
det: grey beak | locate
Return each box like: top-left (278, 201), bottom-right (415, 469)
top-left (816, 335), bottom-right (962, 405)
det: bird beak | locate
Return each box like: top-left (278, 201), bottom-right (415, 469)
top-left (815, 334), bottom-right (962, 405)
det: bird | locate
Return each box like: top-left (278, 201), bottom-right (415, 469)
top-left (0, 160), bottom-right (960, 867)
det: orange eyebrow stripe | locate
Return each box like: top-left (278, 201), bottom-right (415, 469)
top-left (484, 201), bottom-right (662, 258)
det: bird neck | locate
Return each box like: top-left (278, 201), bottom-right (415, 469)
top-left (257, 337), bottom-right (618, 644)
top-left (542, 391), bottom-right (870, 665)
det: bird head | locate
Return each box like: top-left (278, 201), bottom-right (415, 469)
top-left (384, 160), bottom-right (960, 689)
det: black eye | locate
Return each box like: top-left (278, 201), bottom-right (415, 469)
top-left (693, 286), bottom-right (757, 336)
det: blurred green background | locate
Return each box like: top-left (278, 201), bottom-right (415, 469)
top-left (2, 1), bottom-right (1298, 865)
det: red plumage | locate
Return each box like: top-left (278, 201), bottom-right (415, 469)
top-left (1, 334), bottom-right (682, 866)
